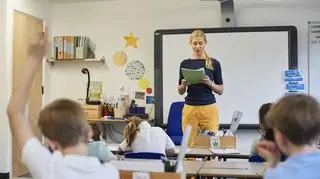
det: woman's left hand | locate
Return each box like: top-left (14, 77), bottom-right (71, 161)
top-left (201, 75), bottom-right (214, 87)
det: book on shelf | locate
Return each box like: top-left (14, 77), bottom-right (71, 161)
top-left (53, 36), bottom-right (89, 60)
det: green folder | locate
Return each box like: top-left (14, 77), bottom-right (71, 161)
top-left (181, 67), bottom-right (206, 85)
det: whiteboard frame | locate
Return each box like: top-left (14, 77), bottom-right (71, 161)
top-left (154, 26), bottom-right (298, 129)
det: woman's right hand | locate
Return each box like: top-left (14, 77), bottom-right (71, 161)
top-left (181, 79), bottom-right (188, 88)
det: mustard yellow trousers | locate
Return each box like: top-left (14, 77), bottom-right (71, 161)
top-left (182, 104), bottom-right (219, 146)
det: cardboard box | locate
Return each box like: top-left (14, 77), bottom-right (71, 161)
top-left (192, 136), bottom-right (236, 149)
top-left (83, 104), bottom-right (102, 119)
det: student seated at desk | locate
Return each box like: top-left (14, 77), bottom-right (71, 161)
top-left (118, 116), bottom-right (175, 156)
top-left (250, 103), bottom-right (272, 156)
top-left (256, 94), bottom-right (320, 179)
top-left (88, 123), bottom-right (117, 162)
top-left (6, 31), bottom-right (118, 179)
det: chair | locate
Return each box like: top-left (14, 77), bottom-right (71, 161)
top-left (166, 101), bottom-right (185, 145)
top-left (124, 152), bottom-right (165, 160)
top-left (249, 155), bottom-right (265, 162)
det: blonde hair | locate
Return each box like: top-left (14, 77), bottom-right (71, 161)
top-left (190, 30), bottom-right (213, 70)
top-left (124, 116), bottom-right (144, 147)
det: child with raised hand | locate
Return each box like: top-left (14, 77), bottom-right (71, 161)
top-left (118, 116), bottom-right (175, 156)
top-left (256, 94), bottom-right (320, 179)
top-left (7, 29), bottom-right (118, 179)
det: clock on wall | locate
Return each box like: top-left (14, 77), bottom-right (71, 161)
top-left (125, 60), bottom-right (145, 80)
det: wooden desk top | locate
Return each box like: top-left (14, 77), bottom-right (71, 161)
top-left (198, 161), bottom-right (266, 178)
top-left (108, 143), bottom-right (248, 159)
top-left (88, 119), bottom-right (126, 123)
top-left (183, 160), bottom-right (205, 176)
top-left (88, 118), bottom-right (154, 123)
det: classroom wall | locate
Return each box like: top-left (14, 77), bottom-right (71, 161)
top-left (0, 0), bottom-right (52, 173)
top-left (49, 1), bottom-right (320, 154)
top-left (0, 0), bottom-right (9, 173)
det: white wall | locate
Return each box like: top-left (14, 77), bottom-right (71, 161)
top-left (0, 0), bottom-right (52, 173)
top-left (49, 0), bottom-right (219, 111)
top-left (49, 1), bottom-right (320, 155)
top-left (0, 0), bottom-right (9, 174)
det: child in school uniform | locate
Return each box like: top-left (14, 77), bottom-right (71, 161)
top-left (88, 123), bottom-right (117, 162)
top-left (250, 103), bottom-right (272, 156)
top-left (256, 94), bottom-right (320, 179)
top-left (118, 116), bottom-right (176, 156)
top-left (6, 30), bottom-right (118, 179)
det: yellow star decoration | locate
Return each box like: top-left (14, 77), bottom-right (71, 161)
top-left (123, 33), bottom-right (139, 48)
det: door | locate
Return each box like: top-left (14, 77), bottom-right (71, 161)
top-left (12, 10), bottom-right (43, 177)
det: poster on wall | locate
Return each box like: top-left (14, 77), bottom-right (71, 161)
top-left (123, 32), bottom-right (139, 48)
top-left (284, 69), bottom-right (304, 95)
top-left (113, 51), bottom-right (128, 66)
top-left (125, 60), bottom-right (145, 80)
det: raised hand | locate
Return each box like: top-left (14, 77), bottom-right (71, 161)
top-left (27, 26), bottom-right (48, 61)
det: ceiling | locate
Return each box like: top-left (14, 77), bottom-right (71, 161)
top-left (50, 0), bottom-right (320, 5)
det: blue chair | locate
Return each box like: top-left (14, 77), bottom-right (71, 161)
top-left (124, 152), bottom-right (165, 160)
top-left (249, 155), bottom-right (265, 162)
top-left (166, 101), bottom-right (185, 145)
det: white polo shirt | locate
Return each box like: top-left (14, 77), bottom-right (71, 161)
top-left (22, 138), bottom-right (119, 179)
top-left (119, 121), bottom-right (175, 155)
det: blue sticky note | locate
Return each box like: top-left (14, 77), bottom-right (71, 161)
top-left (284, 77), bottom-right (303, 82)
top-left (286, 83), bottom-right (304, 91)
top-left (146, 96), bottom-right (154, 104)
top-left (284, 70), bottom-right (302, 78)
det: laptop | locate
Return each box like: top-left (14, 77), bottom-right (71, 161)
top-left (229, 111), bottom-right (243, 134)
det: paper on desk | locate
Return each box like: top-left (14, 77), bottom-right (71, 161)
top-left (175, 147), bottom-right (191, 154)
top-left (209, 148), bottom-right (240, 154)
top-left (181, 68), bottom-right (206, 85)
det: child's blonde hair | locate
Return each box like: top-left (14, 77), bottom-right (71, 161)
top-left (124, 116), bottom-right (144, 147)
top-left (189, 30), bottom-right (213, 70)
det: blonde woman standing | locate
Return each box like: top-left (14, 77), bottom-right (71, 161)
top-left (178, 30), bottom-right (224, 146)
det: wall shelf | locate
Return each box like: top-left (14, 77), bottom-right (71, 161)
top-left (46, 56), bottom-right (105, 65)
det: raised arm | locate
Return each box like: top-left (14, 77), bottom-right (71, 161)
top-left (7, 29), bottom-right (48, 151)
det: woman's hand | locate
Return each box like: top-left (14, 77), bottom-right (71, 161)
top-left (256, 140), bottom-right (281, 168)
top-left (181, 79), bottom-right (188, 87)
top-left (178, 79), bottom-right (187, 95)
top-left (201, 75), bottom-right (213, 87)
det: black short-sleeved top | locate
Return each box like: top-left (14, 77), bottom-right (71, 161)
top-left (178, 58), bottom-right (223, 105)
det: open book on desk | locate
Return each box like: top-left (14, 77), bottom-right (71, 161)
top-left (209, 148), bottom-right (240, 154)
top-left (181, 67), bottom-right (206, 85)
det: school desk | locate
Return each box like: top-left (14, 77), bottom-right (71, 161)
top-left (198, 161), bottom-right (266, 178)
top-left (108, 143), bottom-right (249, 160)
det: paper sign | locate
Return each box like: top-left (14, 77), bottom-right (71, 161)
top-left (146, 96), bottom-right (154, 104)
top-left (284, 77), bottom-right (303, 82)
top-left (135, 91), bottom-right (145, 100)
top-left (138, 78), bottom-right (150, 90)
top-left (210, 136), bottom-right (220, 148)
top-left (284, 69), bottom-right (302, 78)
top-left (286, 83), bottom-right (304, 91)
top-left (133, 172), bottom-right (150, 179)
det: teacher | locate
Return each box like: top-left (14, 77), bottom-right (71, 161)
top-left (177, 30), bottom-right (224, 145)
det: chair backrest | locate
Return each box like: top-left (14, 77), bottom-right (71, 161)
top-left (124, 152), bottom-right (165, 160)
top-left (248, 155), bottom-right (265, 162)
top-left (166, 101), bottom-right (185, 145)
